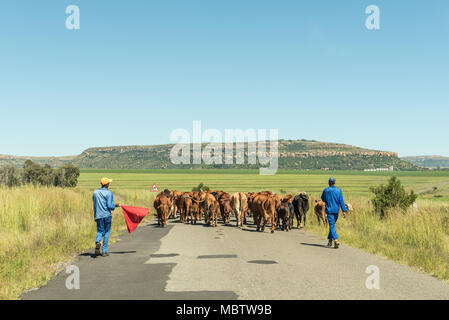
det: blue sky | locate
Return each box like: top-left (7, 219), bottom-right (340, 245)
top-left (0, 1), bottom-right (448, 157)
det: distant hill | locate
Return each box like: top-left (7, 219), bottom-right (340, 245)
top-left (402, 156), bottom-right (449, 169)
top-left (0, 154), bottom-right (76, 168)
top-left (0, 140), bottom-right (421, 171)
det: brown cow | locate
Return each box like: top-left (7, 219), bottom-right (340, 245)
top-left (231, 192), bottom-right (248, 228)
top-left (246, 192), bottom-right (257, 218)
top-left (209, 200), bottom-right (221, 227)
top-left (218, 192), bottom-right (232, 224)
top-left (154, 192), bottom-right (172, 227)
top-left (189, 192), bottom-right (217, 226)
top-left (179, 192), bottom-right (193, 223)
top-left (273, 193), bottom-right (282, 210)
top-left (169, 190), bottom-right (182, 219)
top-left (314, 199), bottom-right (327, 227)
top-left (282, 194), bottom-right (294, 203)
top-left (187, 191), bottom-right (202, 224)
top-left (253, 194), bottom-right (277, 233)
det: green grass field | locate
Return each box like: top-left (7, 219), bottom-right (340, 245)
top-left (78, 169), bottom-right (449, 202)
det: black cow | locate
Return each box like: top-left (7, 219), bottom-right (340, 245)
top-left (292, 193), bottom-right (310, 229)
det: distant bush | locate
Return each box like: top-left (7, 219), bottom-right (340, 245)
top-left (369, 176), bottom-right (418, 218)
top-left (54, 164), bottom-right (80, 187)
top-left (192, 182), bottom-right (210, 192)
top-left (0, 166), bottom-right (22, 187)
top-left (22, 160), bottom-right (52, 186)
top-left (0, 161), bottom-right (80, 188)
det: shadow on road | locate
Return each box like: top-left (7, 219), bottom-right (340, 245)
top-left (300, 242), bottom-right (330, 249)
top-left (79, 250), bottom-right (137, 259)
top-left (111, 251), bottom-right (137, 254)
top-left (23, 222), bottom-right (238, 300)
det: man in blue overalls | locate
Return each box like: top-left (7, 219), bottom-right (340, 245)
top-left (93, 178), bottom-right (120, 257)
top-left (321, 177), bottom-right (347, 249)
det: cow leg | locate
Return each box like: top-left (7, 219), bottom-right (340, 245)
top-left (303, 211), bottom-right (307, 228)
top-left (186, 205), bottom-right (191, 224)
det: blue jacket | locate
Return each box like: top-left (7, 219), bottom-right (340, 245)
top-left (321, 185), bottom-right (347, 214)
top-left (93, 188), bottom-right (116, 220)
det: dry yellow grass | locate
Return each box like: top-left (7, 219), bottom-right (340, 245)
top-left (0, 186), bottom-right (156, 300)
top-left (305, 196), bottom-right (449, 281)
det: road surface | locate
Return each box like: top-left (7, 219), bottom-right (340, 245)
top-left (22, 218), bottom-right (449, 300)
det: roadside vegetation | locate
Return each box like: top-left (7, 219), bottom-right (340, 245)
top-left (0, 185), bottom-right (156, 300)
top-left (306, 196), bottom-right (449, 281)
top-left (0, 160), bottom-right (80, 188)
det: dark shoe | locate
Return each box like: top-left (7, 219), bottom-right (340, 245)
top-left (334, 240), bottom-right (340, 249)
top-left (327, 240), bottom-right (333, 247)
top-left (95, 242), bottom-right (101, 256)
top-left (101, 252), bottom-right (109, 257)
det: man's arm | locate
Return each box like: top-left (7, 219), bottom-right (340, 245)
top-left (321, 190), bottom-right (326, 203)
top-left (107, 192), bottom-right (119, 211)
top-left (93, 193), bottom-right (97, 218)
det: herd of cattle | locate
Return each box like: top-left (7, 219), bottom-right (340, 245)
top-left (153, 189), bottom-right (353, 233)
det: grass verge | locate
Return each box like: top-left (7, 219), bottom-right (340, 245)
top-left (305, 196), bottom-right (449, 281)
top-left (0, 186), bottom-right (155, 300)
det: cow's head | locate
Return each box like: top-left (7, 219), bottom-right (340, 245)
top-left (299, 192), bottom-right (309, 201)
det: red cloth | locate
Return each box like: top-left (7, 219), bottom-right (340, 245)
top-left (121, 205), bottom-right (150, 234)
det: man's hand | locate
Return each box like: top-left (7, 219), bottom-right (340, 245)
top-left (343, 212), bottom-right (347, 218)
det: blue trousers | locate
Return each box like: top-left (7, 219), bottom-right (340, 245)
top-left (95, 216), bottom-right (112, 253)
top-left (327, 213), bottom-right (339, 241)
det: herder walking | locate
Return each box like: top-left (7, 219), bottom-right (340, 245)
top-left (321, 177), bottom-right (347, 249)
top-left (93, 178), bottom-right (120, 257)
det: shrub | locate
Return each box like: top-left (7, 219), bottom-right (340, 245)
top-left (22, 160), bottom-right (54, 186)
top-left (192, 182), bottom-right (210, 192)
top-left (369, 176), bottom-right (417, 218)
top-left (0, 166), bottom-right (22, 187)
top-left (54, 164), bottom-right (80, 187)
top-left (1, 161), bottom-right (80, 188)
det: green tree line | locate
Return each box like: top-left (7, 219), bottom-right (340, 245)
top-left (0, 160), bottom-right (80, 188)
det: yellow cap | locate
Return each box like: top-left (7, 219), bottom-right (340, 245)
top-left (100, 177), bottom-right (113, 185)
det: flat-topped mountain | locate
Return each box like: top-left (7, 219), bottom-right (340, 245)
top-left (0, 140), bottom-right (421, 170)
